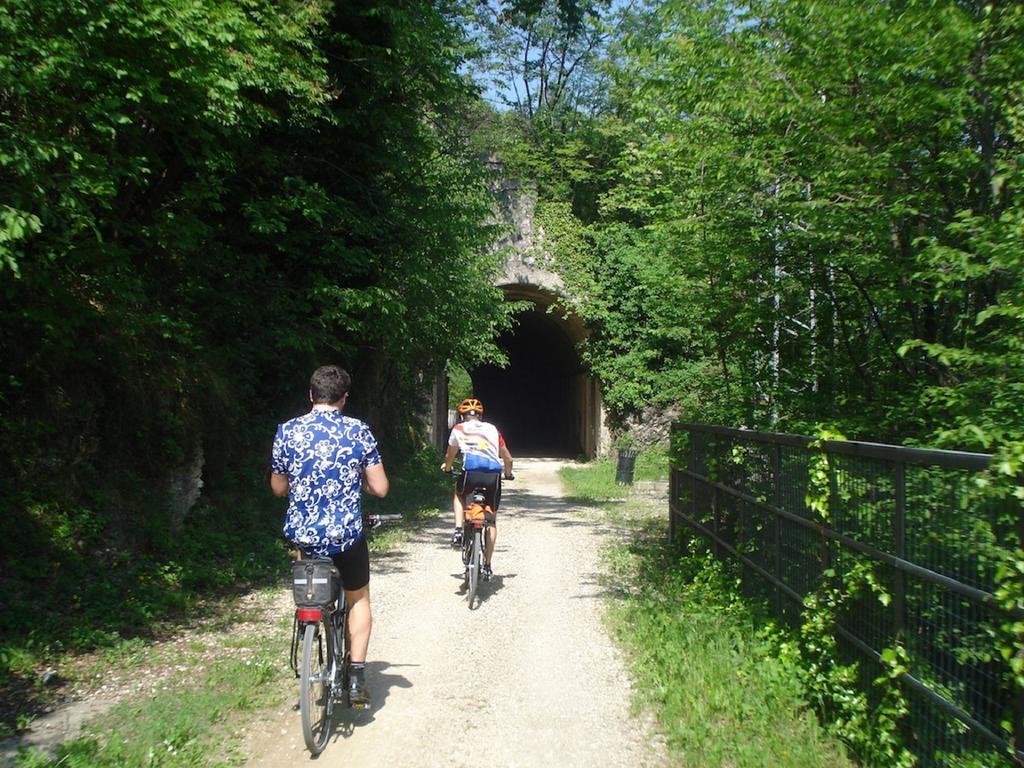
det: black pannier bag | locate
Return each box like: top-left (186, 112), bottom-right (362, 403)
top-left (291, 558), bottom-right (341, 606)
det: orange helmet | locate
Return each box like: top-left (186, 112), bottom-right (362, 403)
top-left (457, 397), bottom-right (484, 415)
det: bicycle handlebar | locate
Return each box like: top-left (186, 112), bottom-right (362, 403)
top-left (441, 467), bottom-right (514, 481)
top-left (286, 513), bottom-right (400, 552)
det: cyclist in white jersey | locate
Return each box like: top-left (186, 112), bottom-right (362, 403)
top-left (441, 398), bottom-right (513, 580)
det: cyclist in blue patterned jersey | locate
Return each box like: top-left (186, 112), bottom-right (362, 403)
top-left (271, 365), bottom-right (389, 707)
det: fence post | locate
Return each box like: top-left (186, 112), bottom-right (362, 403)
top-left (894, 462), bottom-right (906, 640)
top-left (773, 441), bottom-right (783, 617)
top-left (738, 444), bottom-right (747, 567)
top-left (1017, 488), bottom-right (1024, 758)
top-left (669, 451), bottom-right (677, 545)
top-left (711, 438), bottom-right (720, 558)
top-left (825, 448), bottom-right (837, 573)
top-left (711, 486), bottom-right (719, 557)
top-left (690, 431), bottom-right (698, 536)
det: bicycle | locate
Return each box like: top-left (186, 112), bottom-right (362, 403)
top-left (460, 487), bottom-right (493, 609)
top-left (445, 470), bottom-right (512, 609)
top-left (288, 513), bottom-right (400, 755)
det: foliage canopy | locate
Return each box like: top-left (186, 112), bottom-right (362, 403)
top-left (0, 0), bottom-right (509, 663)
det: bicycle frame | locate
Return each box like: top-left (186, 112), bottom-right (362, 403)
top-left (289, 513), bottom-right (399, 754)
top-left (460, 512), bottom-right (492, 560)
top-left (461, 491), bottom-right (493, 549)
top-left (460, 494), bottom-right (495, 609)
top-left (445, 468), bottom-right (510, 609)
top-left (289, 596), bottom-right (345, 680)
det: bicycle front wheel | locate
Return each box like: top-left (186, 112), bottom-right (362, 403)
top-left (299, 620), bottom-right (333, 754)
top-left (467, 529), bottom-right (482, 609)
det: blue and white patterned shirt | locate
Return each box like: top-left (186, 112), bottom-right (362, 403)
top-left (271, 408), bottom-right (382, 556)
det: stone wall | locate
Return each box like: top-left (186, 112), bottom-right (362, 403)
top-left (616, 406), bottom-right (680, 453)
top-left (492, 176), bottom-right (563, 293)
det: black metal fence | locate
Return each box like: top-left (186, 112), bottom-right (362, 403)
top-left (669, 423), bottom-right (1023, 767)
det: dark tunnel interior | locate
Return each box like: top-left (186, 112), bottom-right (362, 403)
top-left (471, 306), bottom-right (583, 457)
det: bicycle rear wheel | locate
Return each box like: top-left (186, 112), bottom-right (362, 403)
top-left (467, 529), bottom-right (482, 609)
top-left (299, 619), bottom-right (334, 754)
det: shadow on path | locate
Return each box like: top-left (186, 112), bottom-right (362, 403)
top-left (324, 661), bottom-right (414, 746)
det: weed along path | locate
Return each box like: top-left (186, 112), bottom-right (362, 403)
top-left (244, 458), bottom-right (664, 768)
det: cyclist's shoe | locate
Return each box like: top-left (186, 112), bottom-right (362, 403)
top-left (482, 564), bottom-right (493, 581)
top-left (451, 527), bottom-right (462, 547)
top-left (348, 665), bottom-right (370, 709)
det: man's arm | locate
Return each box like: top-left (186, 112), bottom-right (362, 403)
top-left (441, 443), bottom-right (459, 472)
top-left (270, 424), bottom-right (290, 497)
top-left (363, 463), bottom-right (389, 497)
top-left (270, 473), bottom-right (289, 497)
top-left (500, 445), bottom-right (514, 479)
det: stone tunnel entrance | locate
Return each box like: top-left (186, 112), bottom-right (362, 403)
top-left (425, 176), bottom-right (608, 458)
top-left (470, 287), bottom-right (603, 458)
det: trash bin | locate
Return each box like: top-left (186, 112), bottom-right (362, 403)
top-left (615, 447), bottom-right (640, 485)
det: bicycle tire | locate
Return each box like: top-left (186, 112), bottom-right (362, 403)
top-left (467, 529), bottom-right (482, 609)
top-left (461, 525), bottom-right (472, 567)
top-left (299, 620), bottom-right (333, 754)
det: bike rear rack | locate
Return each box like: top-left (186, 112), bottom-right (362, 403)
top-left (289, 615), bottom-right (301, 677)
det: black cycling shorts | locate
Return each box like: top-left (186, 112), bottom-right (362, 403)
top-left (327, 536), bottom-right (370, 591)
top-left (457, 470), bottom-right (502, 514)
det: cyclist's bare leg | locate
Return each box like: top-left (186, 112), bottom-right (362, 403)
top-left (452, 490), bottom-right (465, 528)
top-left (345, 585), bottom-right (371, 663)
top-left (484, 525), bottom-right (496, 565)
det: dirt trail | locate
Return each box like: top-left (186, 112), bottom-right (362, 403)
top-left (245, 458), bottom-right (664, 767)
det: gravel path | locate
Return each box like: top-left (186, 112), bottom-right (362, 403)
top-left (244, 458), bottom-right (665, 767)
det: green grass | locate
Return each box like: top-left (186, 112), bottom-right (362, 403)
top-left (559, 460), bottom-right (627, 499)
top-left (362, 447), bottom-right (451, 550)
top-left (0, 646), bottom-right (37, 681)
top-left (561, 459), bottom-right (853, 768)
top-left (559, 446), bottom-right (670, 501)
top-left (632, 446), bottom-right (671, 481)
top-left (13, 621), bottom-right (287, 768)
top-left (0, 491), bottom-right (291, 739)
top-left (0, 493), bottom-right (289, 671)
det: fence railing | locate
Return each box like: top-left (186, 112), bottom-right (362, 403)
top-left (669, 422), bottom-right (1023, 767)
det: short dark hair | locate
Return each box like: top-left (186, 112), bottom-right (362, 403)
top-left (310, 365), bottom-right (351, 404)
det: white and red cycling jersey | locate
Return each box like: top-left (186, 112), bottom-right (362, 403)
top-left (448, 420), bottom-right (506, 472)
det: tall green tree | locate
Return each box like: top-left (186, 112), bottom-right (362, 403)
top-left (550, 0), bottom-right (1024, 446)
top-left (467, 0), bottom-right (611, 122)
top-left (0, 0), bottom-right (509, 605)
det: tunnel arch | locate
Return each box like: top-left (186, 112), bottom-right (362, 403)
top-left (426, 176), bottom-right (607, 458)
top-left (469, 286), bottom-right (604, 458)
